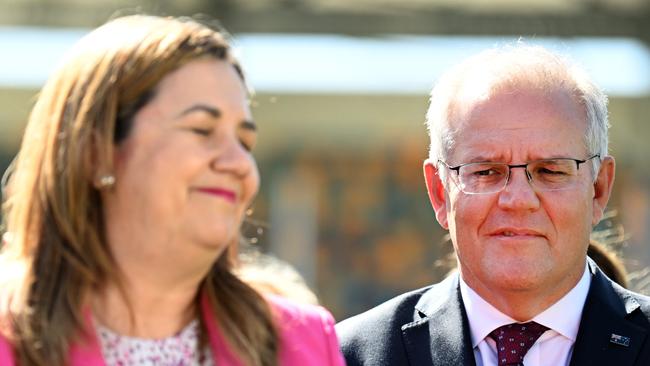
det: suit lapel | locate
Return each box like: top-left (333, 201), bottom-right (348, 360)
top-left (401, 274), bottom-right (476, 366)
top-left (570, 261), bottom-right (648, 366)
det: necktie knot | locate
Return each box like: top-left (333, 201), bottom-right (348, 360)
top-left (488, 321), bottom-right (549, 366)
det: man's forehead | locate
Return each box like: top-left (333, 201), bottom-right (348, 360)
top-left (450, 84), bottom-right (585, 128)
top-left (444, 88), bottom-right (589, 164)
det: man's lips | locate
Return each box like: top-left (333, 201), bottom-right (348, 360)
top-left (489, 228), bottom-right (545, 238)
top-left (195, 187), bottom-right (237, 203)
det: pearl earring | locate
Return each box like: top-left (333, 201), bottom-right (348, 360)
top-left (98, 175), bottom-right (115, 187)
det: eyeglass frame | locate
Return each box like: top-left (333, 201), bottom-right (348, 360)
top-left (437, 154), bottom-right (601, 195)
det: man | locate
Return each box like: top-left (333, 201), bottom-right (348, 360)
top-left (336, 44), bottom-right (650, 366)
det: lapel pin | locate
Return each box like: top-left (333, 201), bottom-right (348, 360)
top-left (610, 333), bottom-right (631, 347)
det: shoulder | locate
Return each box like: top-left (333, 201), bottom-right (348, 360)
top-left (632, 291), bottom-right (650, 311)
top-left (268, 295), bottom-right (335, 327)
top-left (611, 280), bottom-right (650, 322)
top-left (335, 284), bottom-right (436, 365)
top-left (0, 333), bottom-right (15, 365)
top-left (336, 273), bottom-right (463, 343)
top-left (0, 278), bottom-right (16, 365)
top-left (590, 262), bottom-right (650, 323)
top-left (267, 296), bottom-right (345, 366)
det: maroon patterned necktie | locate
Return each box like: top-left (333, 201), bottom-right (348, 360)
top-left (488, 322), bottom-right (549, 366)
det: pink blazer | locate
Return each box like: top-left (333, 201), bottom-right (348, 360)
top-left (0, 295), bottom-right (346, 365)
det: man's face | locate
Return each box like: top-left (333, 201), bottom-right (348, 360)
top-left (425, 87), bottom-right (615, 306)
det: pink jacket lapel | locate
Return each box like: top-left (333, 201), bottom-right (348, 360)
top-left (201, 293), bottom-right (245, 366)
top-left (68, 309), bottom-right (106, 366)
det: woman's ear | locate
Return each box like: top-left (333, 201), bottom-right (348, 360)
top-left (90, 131), bottom-right (116, 189)
top-left (424, 159), bottom-right (449, 229)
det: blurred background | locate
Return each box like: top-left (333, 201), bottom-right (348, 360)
top-left (1, 0), bottom-right (649, 320)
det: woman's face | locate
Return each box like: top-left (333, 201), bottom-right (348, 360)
top-left (103, 58), bottom-right (259, 264)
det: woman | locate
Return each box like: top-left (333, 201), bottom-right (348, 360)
top-left (0, 15), bottom-right (344, 366)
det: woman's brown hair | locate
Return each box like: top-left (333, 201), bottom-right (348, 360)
top-left (0, 15), bottom-right (278, 366)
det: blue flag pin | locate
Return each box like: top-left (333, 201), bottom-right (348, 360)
top-left (610, 334), bottom-right (631, 347)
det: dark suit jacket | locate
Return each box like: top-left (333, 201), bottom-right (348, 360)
top-left (336, 260), bottom-right (650, 365)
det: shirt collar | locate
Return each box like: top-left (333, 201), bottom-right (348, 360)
top-left (533, 263), bottom-right (591, 341)
top-left (460, 262), bottom-right (591, 347)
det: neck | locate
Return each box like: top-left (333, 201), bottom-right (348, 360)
top-left (461, 267), bottom-right (585, 322)
top-left (92, 275), bottom-right (202, 338)
top-left (95, 221), bottom-right (223, 337)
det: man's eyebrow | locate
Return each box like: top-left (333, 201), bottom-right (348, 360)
top-left (469, 155), bottom-right (501, 163)
top-left (176, 104), bottom-right (221, 119)
top-left (457, 154), bottom-right (502, 164)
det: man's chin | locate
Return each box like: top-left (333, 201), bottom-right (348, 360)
top-left (482, 267), bottom-right (552, 293)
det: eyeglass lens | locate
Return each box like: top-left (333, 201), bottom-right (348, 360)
top-left (457, 159), bottom-right (581, 194)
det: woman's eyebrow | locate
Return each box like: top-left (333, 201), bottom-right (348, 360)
top-left (176, 104), bottom-right (221, 119)
top-left (176, 104), bottom-right (256, 131)
top-left (240, 120), bottom-right (257, 131)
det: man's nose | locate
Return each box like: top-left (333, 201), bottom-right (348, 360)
top-left (497, 167), bottom-right (540, 211)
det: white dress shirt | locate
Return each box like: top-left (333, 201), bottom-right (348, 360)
top-left (459, 264), bottom-right (591, 366)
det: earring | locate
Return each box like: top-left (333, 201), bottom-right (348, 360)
top-left (98, 175), bottom-right (115, 188)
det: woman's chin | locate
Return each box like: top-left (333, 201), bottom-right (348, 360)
top-left (190, 228), bottom-right (238, 254)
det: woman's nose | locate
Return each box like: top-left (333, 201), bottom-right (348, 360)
top-left (210, 137), bottom-right (253, 177)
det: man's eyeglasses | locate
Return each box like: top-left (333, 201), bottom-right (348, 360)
top-left (438, 155), bottom-right (600, 195)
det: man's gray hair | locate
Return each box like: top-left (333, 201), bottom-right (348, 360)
top-left (425, 43), bottom-right (609, 173)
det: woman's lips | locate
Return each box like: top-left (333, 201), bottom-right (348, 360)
top-left (196, 187), bottom-right (236, 203)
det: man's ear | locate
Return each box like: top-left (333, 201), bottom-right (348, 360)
top-left (592, 156), bottom-right (615, 226)
top-left (424, 159), bottom-right (449, 229)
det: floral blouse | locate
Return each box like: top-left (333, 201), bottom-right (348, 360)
top-left (96, 320), bottom-right (214, 366)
